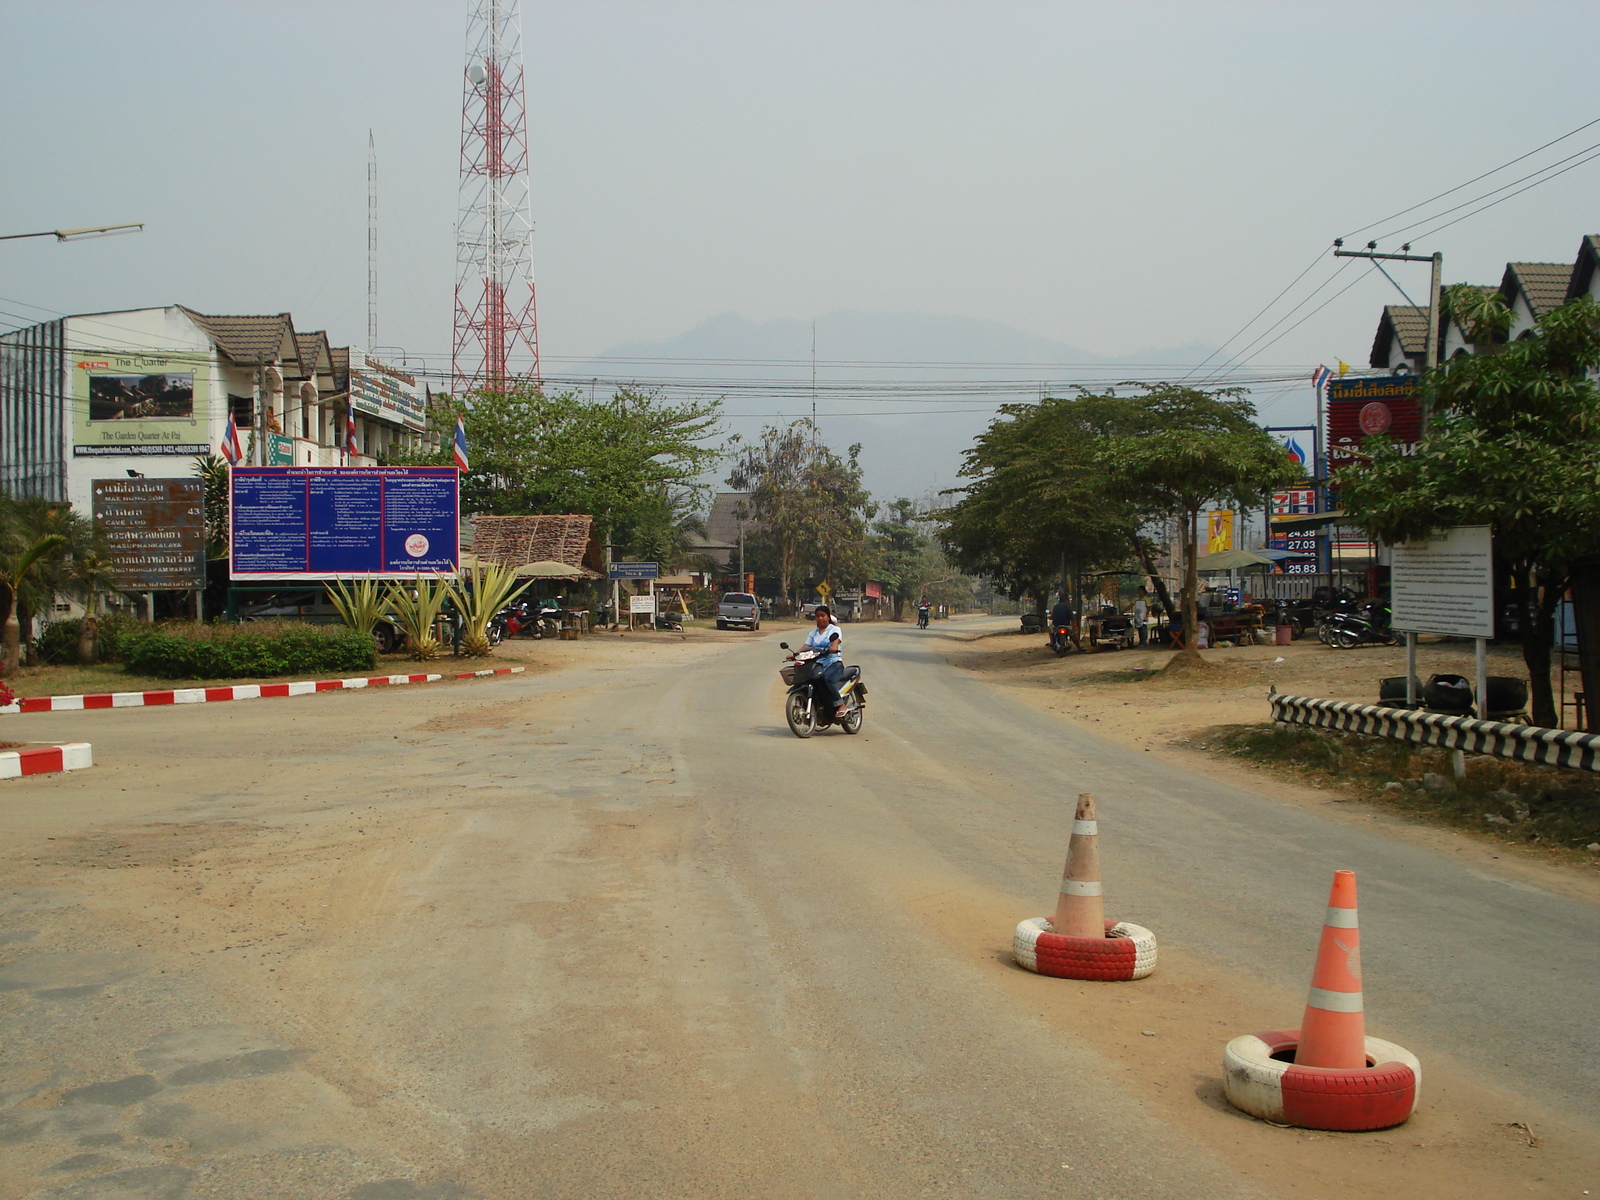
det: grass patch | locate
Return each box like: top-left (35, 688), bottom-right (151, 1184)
top-left (1202, 722), bottom-right (1600, 851)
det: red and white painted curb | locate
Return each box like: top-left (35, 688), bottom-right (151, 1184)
top-left (0, 667), bottom-right (524, 716)
top-left (0, 742), bottom-right (92, 780)
top-left (1222, 1030), bottom-right (1420, 1131)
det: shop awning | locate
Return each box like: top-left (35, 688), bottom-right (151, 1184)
top-left (1270, 510), bottom-right (1347, 533)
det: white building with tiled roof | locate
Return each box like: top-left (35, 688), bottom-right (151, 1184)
top-left (0, 304), bottom-right (434, 513)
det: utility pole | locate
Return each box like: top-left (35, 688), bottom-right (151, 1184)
top-left (1332, 241), bottom-right (1442, 369)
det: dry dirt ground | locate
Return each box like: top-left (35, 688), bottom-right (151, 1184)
top-left (1, 617), bottom-right (1595, 1199)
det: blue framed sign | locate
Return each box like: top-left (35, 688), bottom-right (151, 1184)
top-left (608, 561), bottom-right (659, 579)
top-left (230, 466), bottom-right (460, 579)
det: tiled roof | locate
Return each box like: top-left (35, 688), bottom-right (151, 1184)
top-left (1501, 262), bottom-right (1574, 316)
top-left (1369, 305), bottom-right (1429, 367)
top-left (294, 331), bottom-right (330, 379)
top-left (469, 514), bottom-right (602, 579)
top-left (1566, 234), bottom-right (1600, 301)
top-left (330, 346), bottom-right (350, 392)
top-left (177, 307), bottom-right (297, 366)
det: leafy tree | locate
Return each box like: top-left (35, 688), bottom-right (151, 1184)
top-left (726, 420), bottom-right (874, 603)
top-left (1443, 283), bottom-right (1513, 356)
top-left (1337, 296), bottom-right (1600, 726)
top-left (406, 385), bottom-right (723, 548)
top-left (1097, 385), bottom-right (1303, 662)
top-left (0, 498), bottom-right (97, 671)
top-left (872, 498), bottom-right (931, 619)
top-left (192, 454), bottom-right (231, 559)
top-left (940, 390), bottom-right (1184, 620)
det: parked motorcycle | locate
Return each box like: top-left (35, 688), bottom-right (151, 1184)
top-left (778, 642), bottom-right (866, 738)
top-left (1320, 601), bottom-right (1400, 649)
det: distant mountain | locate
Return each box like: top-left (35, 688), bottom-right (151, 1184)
top-left (569, 311), bottom-right (1219, 503)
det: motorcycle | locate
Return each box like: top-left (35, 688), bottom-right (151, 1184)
top-left (1049, 622), bottom-right (1074, 657)
top-left (779, 643), bottom-right (866, 738)
top-left (1320, 601), bottom-right (1400, 649)
top-left (917, 607), bottom-right (930, 629)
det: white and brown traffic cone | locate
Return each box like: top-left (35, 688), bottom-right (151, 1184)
top-left (1013, 792), bottom-right (1157, 981)
top-left (1051, 793), bottom-right (1104, 938)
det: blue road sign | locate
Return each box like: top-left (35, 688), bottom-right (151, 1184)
top-left (230, 466), bottom-right (460, 579)
top-left (609, 561), bottom-right (659, 580)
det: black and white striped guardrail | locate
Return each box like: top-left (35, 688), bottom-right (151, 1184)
top-left (1269, 692), bottom-right (1600, 773)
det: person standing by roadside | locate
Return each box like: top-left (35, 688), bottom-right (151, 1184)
top-left (1134, 587), bottom-right (1150, 646)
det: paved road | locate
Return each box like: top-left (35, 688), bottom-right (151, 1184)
top-left (0, 621), bottom-right (1595, 1199)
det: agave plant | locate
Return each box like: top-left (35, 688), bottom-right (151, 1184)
top-left (328, 576), bottom-right (390, 647)
top-left (446, 561), bottom-right (523, 657)
top-left (383, 575), bottom-right (450, 661)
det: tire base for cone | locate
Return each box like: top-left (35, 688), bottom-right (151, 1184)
top-left (1223, 1030), bottom-right (1420, 1131)
top-left (1012, 917), bottom-right (1156, 981)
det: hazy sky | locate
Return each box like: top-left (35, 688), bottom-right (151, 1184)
top-left (4, 1), bottom-right (1599, 491)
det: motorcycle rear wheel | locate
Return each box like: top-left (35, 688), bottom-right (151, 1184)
top-left (785, 692), bottom-right (816, 738)
top-left (841, 698), bottom-right (863, 734)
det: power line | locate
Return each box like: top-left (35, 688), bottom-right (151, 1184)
top-left (1405, 145), bottom-right (1600, 244)
top-left (1341, 114), bottom-right (1600, 240)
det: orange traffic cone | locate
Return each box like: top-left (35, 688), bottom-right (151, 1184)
top-left (1295, 869), bottom-right (1366, 1069)
top-left (1051, 793), bottom-right (1104, 938)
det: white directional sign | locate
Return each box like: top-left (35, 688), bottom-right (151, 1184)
top-left (1390, 525), bottom-right (1494, 638)
top-left (629, 594), bottom-right (657, 615)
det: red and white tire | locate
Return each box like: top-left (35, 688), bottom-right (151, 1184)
top-left (1223, 1029), bottom-right (1420, 1131)
top-left (1012, 917), bottom-right (1157, 981)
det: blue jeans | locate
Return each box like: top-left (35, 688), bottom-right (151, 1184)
top-left (818, 658), bottom-right (844, 711)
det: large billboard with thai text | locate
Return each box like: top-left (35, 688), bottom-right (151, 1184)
top-left (229, 466), bottom-right (459, 579)
top-left (348, 347), bottom-right (427, 432)
top-left (1326, 375), bottom-right (1422, 472)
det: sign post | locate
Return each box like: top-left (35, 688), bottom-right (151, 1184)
top-left (610, 562), bottom-right (659, 631)
top-left (93, 479), bottom-right (207, 621)
top-left (1390, 526), bottom-right (1495, 757)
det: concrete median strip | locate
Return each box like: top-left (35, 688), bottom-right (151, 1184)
top-left (0, 742), bottom-right (92, 779)
top-left (0, 667), bottom-right (524, 716)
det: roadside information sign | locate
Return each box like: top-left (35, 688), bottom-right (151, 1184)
top-left (92, 478), bottom-right (206, 589)
top-left (229, 466), bottom-right (459, 579)
top-left (1390, 525), bottom-right (1493, 638)
top-left (609, 561), bottom-right (659, 579)
top-left (629, 594), bottom-right (656, 614)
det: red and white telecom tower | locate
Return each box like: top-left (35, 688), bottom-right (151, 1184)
top-left (453, 0), bottom-right (540, 392)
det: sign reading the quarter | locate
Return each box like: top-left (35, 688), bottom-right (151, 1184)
top-left (1325, 375), bottom-right (1423, 471)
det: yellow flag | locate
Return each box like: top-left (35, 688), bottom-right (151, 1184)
top-left (1337, 360), bottom-right (1350, 375)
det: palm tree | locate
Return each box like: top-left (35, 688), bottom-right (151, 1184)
top-left (2, 498), bottom-right (95, 668)
top-left (1, 532), bottom-right (67, 675)
top-left (67, 550), bottom-right (117, 665)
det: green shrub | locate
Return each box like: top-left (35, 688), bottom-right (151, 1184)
top-left (120, 620), bottom-right (376, 680)
top-left (33, 612), bottom-right (142, 664)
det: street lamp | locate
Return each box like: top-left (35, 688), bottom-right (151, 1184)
top-left (0, 223), bottom-right (144, 244)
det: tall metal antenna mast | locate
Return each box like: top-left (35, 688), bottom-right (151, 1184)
top-left (367, 130), bottom-right (377, 348)
top-left (811, 318), bottom-right (817, 439)
top-left (453, 0), bottom-right (541, 392)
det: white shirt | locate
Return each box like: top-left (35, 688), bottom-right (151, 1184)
top-left (1134, 598), bottom-right (1149, 622)
top-left (805, 622), bottom-right (843, 661)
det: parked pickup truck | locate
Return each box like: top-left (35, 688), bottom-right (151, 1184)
top-left (716, 592), bottom-right (761, 631)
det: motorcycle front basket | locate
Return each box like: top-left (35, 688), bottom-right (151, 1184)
top-left (779, 664), bottom-right (797, 686)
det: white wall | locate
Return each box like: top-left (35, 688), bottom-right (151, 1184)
top-left (62, 307), bottom-right (223, 514)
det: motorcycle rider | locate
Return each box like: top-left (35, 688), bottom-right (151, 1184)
top-left (1049, 592), bottom-right (1076, 649)
top-left (917, 598), bottom-right (931, 628)
top-left (806, 604), bottom-right (848, 720)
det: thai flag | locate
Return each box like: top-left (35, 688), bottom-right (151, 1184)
top-left (1311, 365), bottom-right (1332, 392)
top-left (346, 408), bottom-right (359, 459)
top-left (221, 417), bottom-right (242, 465)
top-left (453, 417), bottom-right (469, 472)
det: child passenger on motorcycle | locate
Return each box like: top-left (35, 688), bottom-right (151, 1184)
top-left (806, 605), bottom-right (848, 719)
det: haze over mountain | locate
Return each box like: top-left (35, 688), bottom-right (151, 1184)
top-left (571, 310), bottom-right (1231, 504)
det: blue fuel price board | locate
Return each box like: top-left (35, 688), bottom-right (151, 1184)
top-left (230, 466), bottom-right (460, 579)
